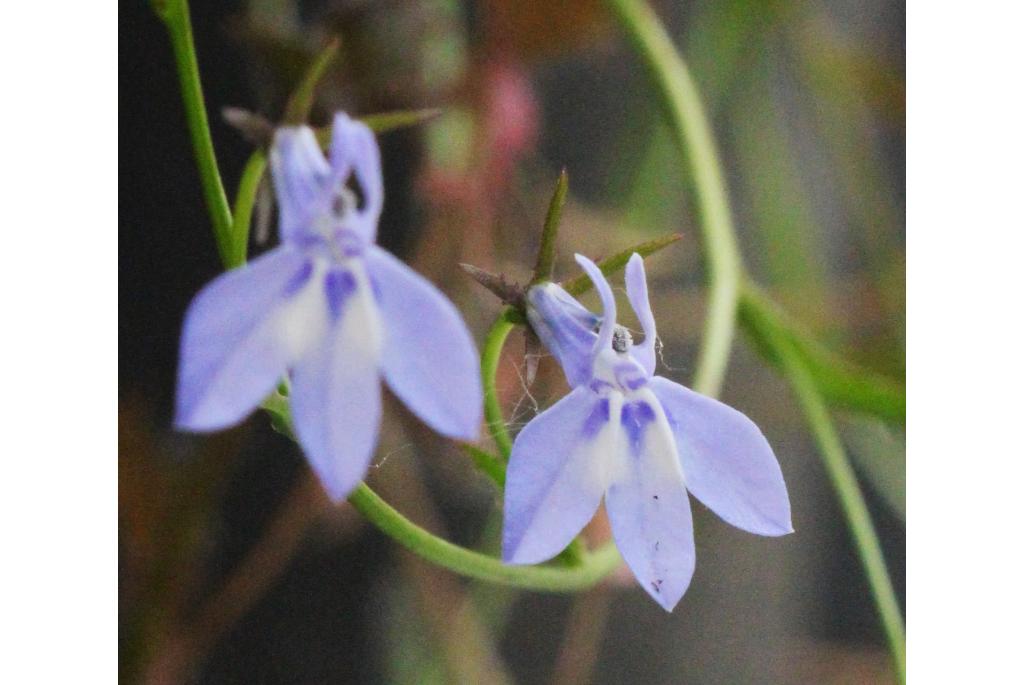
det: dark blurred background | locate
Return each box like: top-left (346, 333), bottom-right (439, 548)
top-left (120, 0), bottom-right (905, 682)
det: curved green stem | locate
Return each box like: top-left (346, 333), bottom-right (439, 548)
top-left (155, 0), bottom-right (235, 266)
top-left (604, 0), bottom-right (743, 398)
top-left (770, 332), bottom-right (906, 683)
top-left (459, 443), bottom-right (506, 487)
top-left (264, 395), bottom-right (613, 589)
top-left (477, 309), bottom-right (588, 566)
top-left (481, 310), bottom-right (517, 459)
top-left (229, 151), bottom-right (267, 268)
top-left (349, 483), bottom-right (620, 591)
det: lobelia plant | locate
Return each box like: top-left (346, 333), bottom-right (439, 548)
top-left (174, 105), bottom-right (759, 613)
top-left (504, 254), bottom-right (791, 610)
top-left (150, 0), bottom-right (905, 679)
top-left (176, 113), bottom-right (482, 501)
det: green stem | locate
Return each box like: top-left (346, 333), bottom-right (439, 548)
top-left (770, 333), bottom-right (906, 683)
top-left (265, 396), bottom-right (612, 588)
top-left (604, 0), bottom-right (743, 398)
top-left (348, 483), bottom-right (620, 591)
top-left (481, 310), bottom-right (517, 459)
top-left (459, 443), bottom-right (506, 487)
top-left (228, 151), bottom-right (267, 268)
top-left (156, 0), bottom-right (235, 266)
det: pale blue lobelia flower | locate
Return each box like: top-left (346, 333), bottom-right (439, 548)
top-left (175, 112), bottom-right (483, 501)
top-left (503, 253), bottom-right (792, 611)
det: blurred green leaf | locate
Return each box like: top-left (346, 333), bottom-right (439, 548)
top-left (732, 57), bottom-right (825, 291)
top-left (562, 232), bottom-right (682, 297)
top-left (313, 108), bottom-right (443, 147)
top-left (839, 415), bottom-right (906, 521)
top-left (620, 0), bottom-right (774, 229)
top-left (531, 169), bottom-right (569, 285)
top-left (382, 582), bottom-right (448, 685)
top-left (739, 282), bottom-right (905, 423)
top-left (362, 108), bottom-right (444, 133)
top-left (282, 38), bottom-right (341, 125)
top-left (787, 7), bottom-right (906, 366)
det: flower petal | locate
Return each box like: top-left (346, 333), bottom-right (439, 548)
top-left (574, 254), bottom-right (617, 353)
top-left (329, 113), bottom-right (383, 242)
top-left (290, 274), bottom-right (383, 501)
top-left (175, 247), bottom-right (325, 431)
top-left (649, 376), bottom-right (793, 536)
top-left (624, 253), bottom-right (656, 375)
top-left (364, 246), bottom-right (482, 440)
top-left (270, 127), bottom-right (331, 243)
top-left (503, 387), bottom-right (613, 564)
top-left (605, 389), bottom-right (695, 611)
top-left (525, 282), bottom-right (598, 388)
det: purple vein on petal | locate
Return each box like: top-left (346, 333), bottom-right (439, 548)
top-left (324, 268), bottom-right (357, 321)
top-left (581, 397), bottom-right (610, 439)
top-left (621, 400), bottom-right (656, 456)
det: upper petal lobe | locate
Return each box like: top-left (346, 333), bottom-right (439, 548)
top-left (270, 127), bottom-right (332, 243)
top-left (624, 254), bottom-right (657, 375)
top-left (525, 282), bottom-right (598, 388)
top-left (329, 113), bottom-right (384, 242)
top-left (574, 254), bottom-right (618, 354)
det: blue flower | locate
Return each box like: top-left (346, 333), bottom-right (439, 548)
top-left (175, 113), bottom-right (483, 501)
top-left (503, 253), bottom-right (791, 611)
